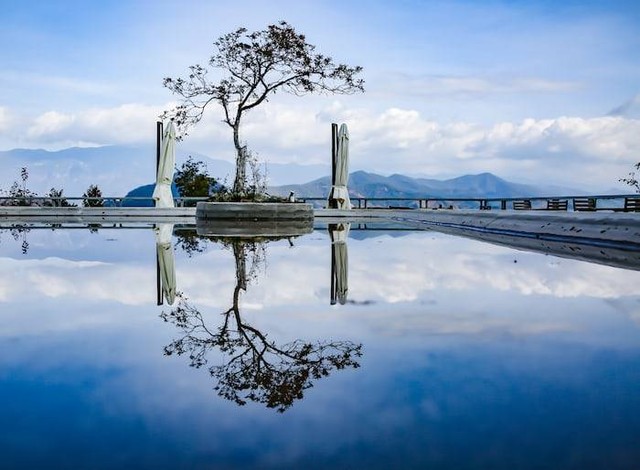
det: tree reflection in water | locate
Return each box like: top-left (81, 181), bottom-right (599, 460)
top-left (0, 226), bottom-right (31, 254)
top-left (174, 229), bottom-right (209, 257)
top-left (161, 237), bottom-right (362, 412)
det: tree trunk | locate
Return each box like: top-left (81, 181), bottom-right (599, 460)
top-left (232, 120), bottom-right (246, 194)
top-left (233, 241), bottom-right (247, 291)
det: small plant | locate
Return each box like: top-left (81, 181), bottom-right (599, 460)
top-left (246, 148), bottom-right (268, 199)
top-left (174, 157), bottom-right (222, 206)
top-left (45, 187), bottom-right (76, 207)
top-left (83, 184), bottom-right (104, 207)
top-left (1, 167), bottom-right (38, 206)
top-left (205, 149), bottom-right (288, 203)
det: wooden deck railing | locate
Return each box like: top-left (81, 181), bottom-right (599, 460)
top-left (1, 194), bottom-right (639, 212)
top-left (298, 195), bottom-right (640, 212)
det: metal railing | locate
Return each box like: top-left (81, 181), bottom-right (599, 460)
top-left (300, 194), bottom-right (640, 211)
top-left (1, 194), bottom-right (639, 212)
top-left (0, 196), bottom-right (210, 207)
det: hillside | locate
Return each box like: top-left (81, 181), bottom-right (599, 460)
top-left (0, 145), bottom-right (329, 196)
top-left (271, 170), bottom-right (577, 202)
top-left (1, 145), bottom-right (585, 204)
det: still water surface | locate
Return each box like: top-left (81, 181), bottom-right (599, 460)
top-left (1, 222), bottom-right (639, 469)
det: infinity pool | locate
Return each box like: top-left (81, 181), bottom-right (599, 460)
top-left (1, 222), bottom-right (639, 469)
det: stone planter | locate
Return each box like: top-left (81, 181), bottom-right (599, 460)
top-left (196, 202), bottom-right (313, 220)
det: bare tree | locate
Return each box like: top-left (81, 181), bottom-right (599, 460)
top-left (162, 21), bottom-right (364, 195)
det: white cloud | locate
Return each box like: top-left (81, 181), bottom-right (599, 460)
top-left (182, 102), bottom-right (640, 189)
top-left (376, 74), bottom-right (583, 99)
top-left (26, 103), bottom-right (172, 146)
top-left (3, 99), bottom-right (639, 190)
top-left (0, 70), bottom-right (115, 96)
top-left (28, 111), bottom-right (75, 138)
top-left (0, 107), bottom-right (11, 133)
top-left (339, 110), bottom-right (640, 188)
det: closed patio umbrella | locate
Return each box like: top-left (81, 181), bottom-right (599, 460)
top-left (152, 121), bottom-right (176, 208)
top-left (155, 223), bottom-right (176, 305)
top-left (328, 123), bottom-right (351, 210)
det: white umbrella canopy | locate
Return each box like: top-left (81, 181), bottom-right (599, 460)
top-left (152, 121), bottom-right (176, 208)
top-left (328, 123), bottom-right (351, 210)
top-left (330, 222), bottom-right (350, 305)
top-left (155, 223), bottom-right (176, 305)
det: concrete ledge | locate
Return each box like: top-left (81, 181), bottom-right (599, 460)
top-left (0, 207), bottom-right (196, 218)
top-left (315, 208), bottom-right (382, 218)
top-left (433, 224), bottom-right (640, 271)
top-left (390, 210), bottom-right (640, 247)
top-left (317, 208), bottom-right (640, 270)
top-left (196, 202), bottom-right (313, 220)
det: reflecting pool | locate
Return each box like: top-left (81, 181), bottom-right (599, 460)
top-left (1, 222), bottom-right (640, 469)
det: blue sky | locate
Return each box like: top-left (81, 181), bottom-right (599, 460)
top-left (1, 0), bottom-right (639, 190)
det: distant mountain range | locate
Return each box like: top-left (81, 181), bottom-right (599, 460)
top-left (120, 170), bottom-right (581, 207)
top-left (271, 170), bottom-right (582, 203)
top-left (1, 145), bottom-right (586, 204)
top-left (0, 145), bottom-right (328, 197)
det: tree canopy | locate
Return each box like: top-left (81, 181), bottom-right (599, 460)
top-left (163, 21), bottom-right (364, 194)
top-left (82, 184), bottom-right (104, 207)
top-left (174, 157), bottom-right (220, 205)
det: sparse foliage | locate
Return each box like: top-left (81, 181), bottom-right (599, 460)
top-left (174, 229), bottom-right (210, 257)
top-left (45, 187), bottom-right (76, 207)
top-left (620, 162), bottom-right (640, 193)
top-left (162, 21), bottom-right (364, 195)
top-left (246, 149), bottom-right (268, 198)
top-left (0, 226), bottom-right (31, 254)
top-left (1, 167), bottom-right (38, 206)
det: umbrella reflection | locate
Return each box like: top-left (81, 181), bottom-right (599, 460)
top-left (329, 223), bottom-right (350, 305)
top-left (160, 237), bottom-right (362, 412)
top-left (155, 223), bottom-right (176, 305)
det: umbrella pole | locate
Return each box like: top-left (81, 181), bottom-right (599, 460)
top-left (156, 229), bottom-right (163, 306)
top-left (330, 225), bottom-right (337, 305)
top-left (330, 123), bottom-right (338, 208)
top-left (156, 121), bottom-right (163, 177)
